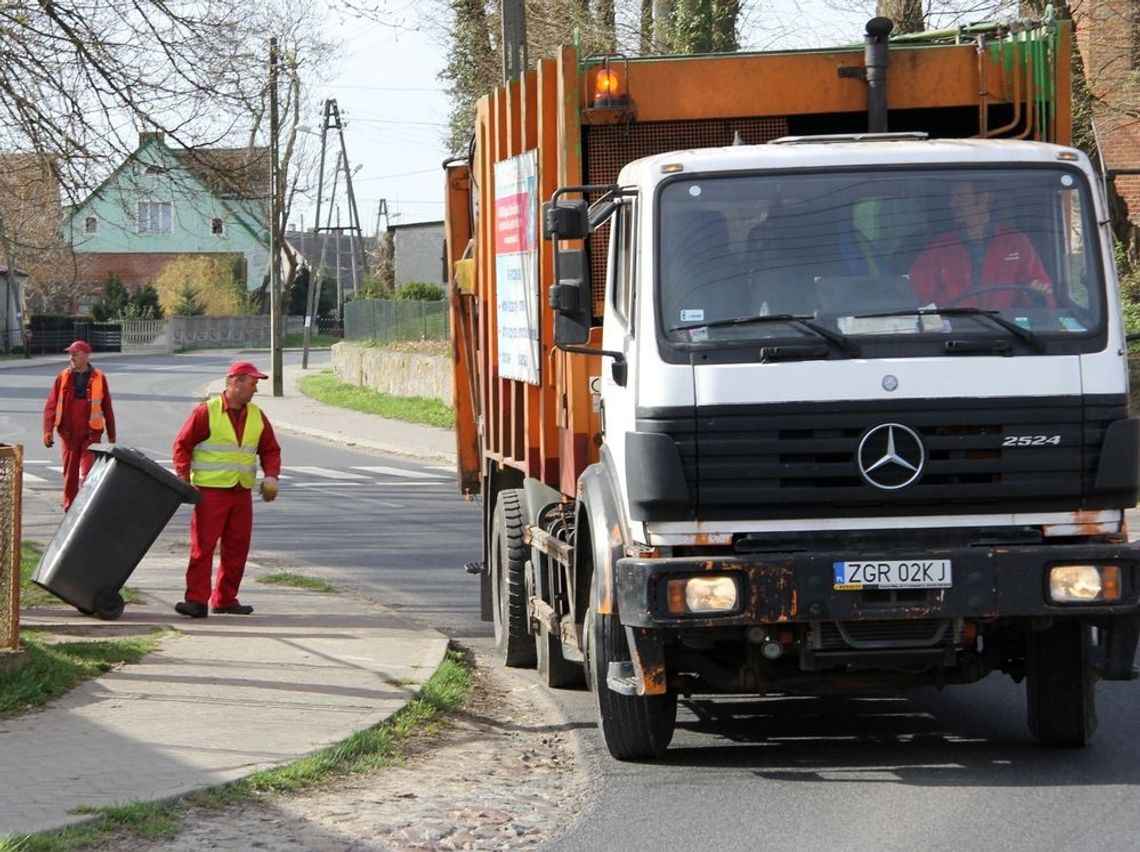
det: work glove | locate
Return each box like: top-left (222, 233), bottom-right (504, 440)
top-left (259, 476), bottom-right (279, 502)
top-left (43, 432), bottom-right (53, 448)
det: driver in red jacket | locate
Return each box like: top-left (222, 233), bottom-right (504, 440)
top-left (909, 181), bottom-right (1054, 310)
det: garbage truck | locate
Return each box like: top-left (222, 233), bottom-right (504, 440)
top-left (444, 16), bottom-right (1140, 760)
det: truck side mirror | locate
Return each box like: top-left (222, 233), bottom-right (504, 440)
top-left (543, 200), bottom-right (589, 240)
top-left (549, 248), bottom-right (592, 345)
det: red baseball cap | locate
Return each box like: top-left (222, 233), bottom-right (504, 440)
top-left (227, 361), bottom-right (269, 380)
top-left (64, 340), bottom-right (92, 353)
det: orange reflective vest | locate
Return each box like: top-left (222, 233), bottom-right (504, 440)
top-left (53, 368), bottom-right (107, 431)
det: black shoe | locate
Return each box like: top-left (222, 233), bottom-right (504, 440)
top-left (211, 603), bottom-right (254, 615)
top-left (175, 600), bottom-right (208, 619)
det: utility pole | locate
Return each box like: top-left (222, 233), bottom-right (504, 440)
top-left (335, 206), bottom-right (343, 316)
top-left (502, 0), bottom-right (527, 82)
top-left (268, 38), bottom-right (283, 397)
top-left (302, 98), bottom-right (332, 370)
top-left (333, 101), bottom-right (368, 308)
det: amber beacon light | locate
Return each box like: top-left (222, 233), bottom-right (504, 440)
top-left (590, 56), bottom-right (631, 110)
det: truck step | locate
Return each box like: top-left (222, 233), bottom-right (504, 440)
top-left (606, 661), bottom-right (639, 695)
top-left (464, 561), bottom-right (485, 575)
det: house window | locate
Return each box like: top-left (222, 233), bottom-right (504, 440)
top-left (212, 217), bottom-right (225, 235)
top-left (137, 200), bottom-right (172, 234)
top-left (84, 216), bottom-right (98, 234)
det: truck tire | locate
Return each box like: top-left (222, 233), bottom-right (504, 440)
top-left (587, 574), bottom-right (677, 760)
top-left (1026, 620), bottom-right (1097, 747)
top-left (491, 489), bottom-right (536, 668)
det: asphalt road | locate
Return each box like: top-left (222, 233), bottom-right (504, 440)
top-left (5, 350), bottom-right (1140, 851)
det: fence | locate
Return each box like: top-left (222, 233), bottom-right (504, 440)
top-left (26, 321), bottom-right (121, 355)
top-left (344, 299), bottom-right (449, 343)
top-left (0, 445), bottom-right (22, 652)
top-left (121, 318), bottom-right (170, 354)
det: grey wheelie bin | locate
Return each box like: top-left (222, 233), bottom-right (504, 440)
top-left (32, 444), bottom-right (200, 620)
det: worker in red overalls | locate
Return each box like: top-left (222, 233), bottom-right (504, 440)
top-left (171, 361), bottom-right (281, 618)
top-left (42, 340), bottom-right (117, 511)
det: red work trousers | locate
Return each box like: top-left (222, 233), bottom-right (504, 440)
top-left (185, 486), bottom-right (254, 608)
top-left (58, 398), bottom-right (99, 511)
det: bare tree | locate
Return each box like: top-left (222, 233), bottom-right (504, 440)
top-left (876, 0), bottom-right (924, 33)
top-left (0, 0), bottom-right (336, 310)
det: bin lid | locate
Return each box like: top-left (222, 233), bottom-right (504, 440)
top-left (89, 444), bottom-right (202, 504)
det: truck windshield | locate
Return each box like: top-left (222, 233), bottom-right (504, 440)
top-left (657, 167), bottom-right (1105, 354)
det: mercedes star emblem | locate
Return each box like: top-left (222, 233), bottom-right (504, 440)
top-left (857, 423), bottom-right (925, 490)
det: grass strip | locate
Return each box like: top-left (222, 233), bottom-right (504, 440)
top-left (18, 542), bottom-right (55, 608)
top-left (297, 370), bottom-right (454, 429)
top-left (0, 630), bottom-right (165, 720)
top-left (257, 571), bottom-right (339, 594)
top-left (19, 542), bottom-right (141, 609)
top-left (0, 649), bottom-right (473, 851)
top-left (283, 333), bottom-right (341, 348)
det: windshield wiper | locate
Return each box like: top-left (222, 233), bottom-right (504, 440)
top-left (857, 307), bottom-right (1045, 353)
top-left (671, 313), bottom-right (859, 357)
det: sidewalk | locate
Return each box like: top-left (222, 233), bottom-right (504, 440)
top-left (2, 355), bottom-right (457, 838)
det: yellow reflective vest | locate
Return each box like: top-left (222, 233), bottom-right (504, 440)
top-left (190, 396), bottom-right (264, 489)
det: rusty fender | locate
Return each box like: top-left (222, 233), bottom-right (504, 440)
top-left (612, 541), bottom-right (1140, 630)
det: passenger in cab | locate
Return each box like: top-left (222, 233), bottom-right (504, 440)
top-left (909, 180), bottom-right (1054, 309)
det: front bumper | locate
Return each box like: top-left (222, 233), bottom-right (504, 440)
top-left (614, 542), bottom-right (1140, 628)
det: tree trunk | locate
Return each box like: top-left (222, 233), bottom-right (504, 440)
top-left (875, 0), bottom-right (923, 34)
top-left (653, 0), bottom-right (673, 52)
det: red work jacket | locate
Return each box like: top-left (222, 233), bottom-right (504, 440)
top-left (42, 366), bottom-right (117, 442)
top-left (909, 225), bottom-right (1054, 309)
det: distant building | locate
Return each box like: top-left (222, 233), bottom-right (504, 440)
top-left (284, 228), bottom-right (374, 305)
top-left (63, 132), bottom-right (271, 298)
top-left (1073, 0), bottom-right (1140, 221)
top-left (0, 152), bottom-right (65, 314)
top-left (391, 221), bottom-right (444, 287)
top-left (0, 266), bottom-right (26, 352)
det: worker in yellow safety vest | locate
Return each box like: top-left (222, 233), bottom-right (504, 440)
top-left (171, 361), bottom-right (282, 618)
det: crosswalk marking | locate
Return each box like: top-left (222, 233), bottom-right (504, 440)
top-left (22, 472), bottom-right (49, 484)
top-left (351, 465), bottom-right (446, 480)
top-left (286, 465), bottom-right (370, 480)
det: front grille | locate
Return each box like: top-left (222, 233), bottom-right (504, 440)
top-left (636, 395), bottom-right (1127, 520)
top-left (813, 619), bottom-right (956, 651)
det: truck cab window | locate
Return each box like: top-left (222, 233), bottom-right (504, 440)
top-left (610, 201), bottom-right (636, 327)
top-left (658, 167), bottom-right (1105, 355)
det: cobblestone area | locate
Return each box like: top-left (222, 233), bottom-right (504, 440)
top-left (113, 654), bottom-right (591, 851)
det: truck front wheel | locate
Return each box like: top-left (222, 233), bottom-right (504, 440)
top-left (1026, 620), bottom-right (1097, 747)
top-left (491, 489), bottom-right (536, 668)
top-left (586, 582), bottom-right (677, 760)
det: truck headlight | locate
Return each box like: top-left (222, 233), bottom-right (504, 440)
top-left (1048, 564), bottom-right (1122, 604)
top-left (666, 575), bottom-right (739, 614)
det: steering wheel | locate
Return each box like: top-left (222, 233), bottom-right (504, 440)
top-left (942, 284), bottom-right (1049, 309)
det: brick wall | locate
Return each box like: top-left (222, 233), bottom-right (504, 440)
top-left (74, 252), bottom-right (246, 291)
top-left (1073, 0), bottom-right (1140, 220)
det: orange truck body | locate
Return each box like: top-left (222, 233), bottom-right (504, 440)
top-left (442, 21), bottom-right (1140, 762)
top-left (445, 24), bottom-right (1072, 503)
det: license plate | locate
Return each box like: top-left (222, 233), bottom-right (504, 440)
top-left (833, 559), bottom-right (952, 590)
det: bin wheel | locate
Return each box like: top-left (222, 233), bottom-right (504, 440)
top-left (93, 589), bottom-right (125, 621)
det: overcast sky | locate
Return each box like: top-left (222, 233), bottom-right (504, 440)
top-left (303, 2), bottom-right (881, 232)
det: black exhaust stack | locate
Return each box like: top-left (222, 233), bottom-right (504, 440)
top-left (864, 17), bottom-right (894, 133)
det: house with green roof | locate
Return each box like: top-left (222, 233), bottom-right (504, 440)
top-left (64, 132), bottom-right (271, 303)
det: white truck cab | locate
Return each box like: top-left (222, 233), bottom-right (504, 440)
top-left (543, 134), bottom-right (1140, 758)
